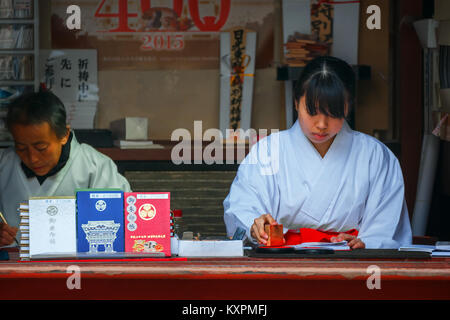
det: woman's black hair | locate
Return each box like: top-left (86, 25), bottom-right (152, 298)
top-left (294, 56), bottom-right (356, 119)
top-left (6, 90), bottom-right (68, 139)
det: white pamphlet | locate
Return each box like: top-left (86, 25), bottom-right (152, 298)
top-left (29, 197), bottom-right (77, 257)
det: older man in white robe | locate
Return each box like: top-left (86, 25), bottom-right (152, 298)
top-left (0, 91), bottom-right (130, 246)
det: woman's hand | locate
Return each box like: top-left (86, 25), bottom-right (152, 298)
top-left (330, 233), bottom-right (365, 249)
top-left (0, 223), bottom-right (18, 247)
top-left (250, 214), bottom-right (285, 245)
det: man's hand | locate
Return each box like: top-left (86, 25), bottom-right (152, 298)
top-left (250, 214), bottom-right (285, 245)
top-left (0, 223), bottom-right (18, 247)
top-left (330, 233), bottom-right (365, 249)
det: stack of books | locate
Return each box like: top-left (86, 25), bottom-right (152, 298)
top-left (0, 25), bottom-right (33, 49)
top-left (0, 0), bottom-right (33, 19)
top-left (18, 202), bottom-right (29, 261)
top-left (283, 32), bottom-right (330, 67)
top-left (12, 0), bottom-right (33, 18)
top-left (0, 55), bottom-right (33, 80)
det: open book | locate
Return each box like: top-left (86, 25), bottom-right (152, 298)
top-left (290, 241), bottom-right (350, 251)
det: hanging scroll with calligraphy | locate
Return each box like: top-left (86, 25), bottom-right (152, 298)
top-left (219, 28), bottom-right (256, 141)
top-left (311, 1), bottom-right (333, 46)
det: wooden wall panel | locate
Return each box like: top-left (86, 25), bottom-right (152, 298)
top-left (126, 171), bottom-right (237, 237)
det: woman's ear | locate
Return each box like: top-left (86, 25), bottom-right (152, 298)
top-left (344, 103), bottom-right (349, 118)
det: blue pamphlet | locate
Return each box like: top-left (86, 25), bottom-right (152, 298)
top-left (76, 190), bottom-right (124, 253)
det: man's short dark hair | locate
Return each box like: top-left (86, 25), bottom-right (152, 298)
top-left (6, 91), bottom-right (68, 139)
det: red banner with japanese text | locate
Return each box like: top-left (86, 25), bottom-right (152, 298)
top-left (51, 0), bottom-right (274, 70)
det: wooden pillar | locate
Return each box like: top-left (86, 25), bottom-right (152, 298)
top-left (394, 0), bottom-right (423, 217)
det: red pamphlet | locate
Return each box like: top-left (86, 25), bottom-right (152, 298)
top-left (124, 192), bottom-right (171, 256)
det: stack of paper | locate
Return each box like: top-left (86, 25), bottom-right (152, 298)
top-left (64, 101), bottom-right (97, 129)
top-left (113, 140), bottom-right (164, 149)
top-left (399, 242), bottom-right (450, 257)
top-left (434, 242), bottom-right (450, 257)
top-left (398, 244), bottom-right (435, 253)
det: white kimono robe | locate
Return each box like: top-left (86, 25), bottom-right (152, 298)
top-left (224, 120), bottom-right (412, 248)
top-left (0, 132), bottom-right (131, 230)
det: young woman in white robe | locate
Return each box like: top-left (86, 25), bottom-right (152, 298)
top-left (0, 91), bottom-right (131, 246)
top-left (223, 56), bottom-right (412, 249)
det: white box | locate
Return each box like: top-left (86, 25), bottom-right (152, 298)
top-left (176, 240), bottom-right (244, 257)
top-left (110, 117), bottom-right (148, 140)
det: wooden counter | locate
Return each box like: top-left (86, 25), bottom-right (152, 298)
top-left (1, 249), bottom-right (449, 300)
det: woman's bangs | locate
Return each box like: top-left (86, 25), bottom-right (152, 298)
top-left (304, 75), bottom-right (347, 118)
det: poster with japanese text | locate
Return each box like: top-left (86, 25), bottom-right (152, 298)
top-left (50, 0), bottom-right (274, 70)
top-left (39, 49), bottom-right (98, 102)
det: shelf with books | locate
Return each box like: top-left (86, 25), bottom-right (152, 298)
top-left (0, 0), bottom-right (38, 145)
top-left (0, 0), bottom-right (34, 19)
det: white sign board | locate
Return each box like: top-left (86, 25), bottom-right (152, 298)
top-left (40, 49), bottom-right (99, 102)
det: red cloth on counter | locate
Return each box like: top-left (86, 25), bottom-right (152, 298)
top-left (284, 228), bottom-right (359, 245)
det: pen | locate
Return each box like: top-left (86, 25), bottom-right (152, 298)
top-left (0, 211), bottom-right (20, 246)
